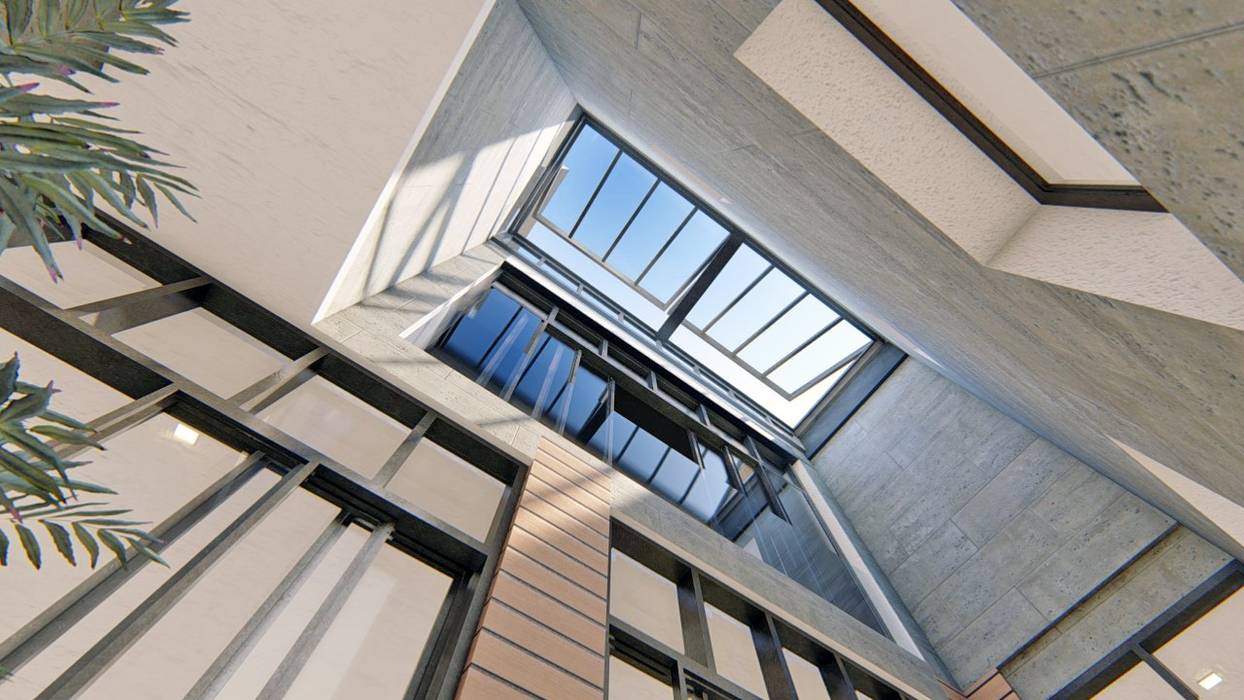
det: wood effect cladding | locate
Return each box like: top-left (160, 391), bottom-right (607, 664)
top-left (941, 669), bottom-right (1018, 700)
top-left (457, 440), bottom-right (611, 699)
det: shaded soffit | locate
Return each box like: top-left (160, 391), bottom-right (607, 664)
top-left (511, 0), bottom-right (1244, 559)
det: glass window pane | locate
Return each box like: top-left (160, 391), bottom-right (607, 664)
top-left (0, 414), bottom-right (246, 640)
top-left (1092, 660), bottom-right (1184, 699)
top-left (607, 183), bottom-right (694, 279)
top-left (705, 603), bottom-right (769, 698)
top-left (738, 297), bottom-right (839, 373)
top-left (608, 655), bottom-right (673, 700)
top-left (83, 486), bottom-right (341, 700)
top-left (511, 334), bottom-right (575, 418)
top-left (1153, 587), bottom-right (1244, 697)
top-left (440, 287), bottom-right (526, 371)
top-left (706, 268), bottom-right (802, 350)
top-left (214, 523), bottom-right (369, 699)
top-left (685, 245), bottom-right (768, 328)
top-left (4, 468), bottom-right (276, 697)
top-left (283, 543), bottom-right (453, 699)
top-left (113, 308), bottom-right (288, 397)
top-left (609, 549), bottom-right (683, 652)
top-left (571, 154), bottom-right (656, 256)
top-left (769, 322), bottom-right (870, 394)
top-left (639, 211), bottom-right (728, 303)
top-left (683, 444), bottom-right (734, 521)
top-left (542, 125), bottom-right (618, 231)
top-left (385, 439), bottom-right (505, 542)
top-left (558, 365), bottom-right (609, 443)
top-left (0, 240), bottom-right (156, 309)
top-left (259, 376), bottom-right (408, 479)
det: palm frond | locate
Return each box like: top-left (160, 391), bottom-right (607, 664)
top-left (0, 0), bottom-right (195, 278)
top-left (0, 353), bottom-right (164, 569)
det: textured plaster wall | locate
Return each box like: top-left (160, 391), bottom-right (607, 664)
top-left (953, 0), bottom-right (1244, 282)
top-left (736, 0), bottom-right (1038, 263)
top-left (993, 206), bottom-right (1244, 332)
top-left (46, 0), bottom-right (492, 325)
top-left (738, 0), bottom-right (1244, 334)
top-left (852, 0), bottom-right (1134, 186)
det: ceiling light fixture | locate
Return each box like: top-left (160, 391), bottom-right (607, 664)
top-left (1198, 672), bottom-right (1223, 690)
top-left (172, 423), bottom-right (200, 446)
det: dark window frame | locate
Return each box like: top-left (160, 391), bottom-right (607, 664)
top-left (0, 216), bottom-right (527, 700)
top-left (608, 521), bottom-right (912, 700)
top-left (508, 114), bottom-right (883, 416)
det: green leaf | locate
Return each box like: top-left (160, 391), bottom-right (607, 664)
top-left (42, 520), bottom-right (75, 565)
top-left (127, 538), bottom-right (166, 567)
top-left (0, 152), bottom-right (88, 174)
top-left (0, 353), bottom-right (17, 403)
top-left (5, 0), bottom-right (34, 39)
top-left (153, 180), bottom-right (194, 221)
top-left (0, 444), bottom-right (63, 499)
top-left (71, 521), bottom-right (99, 568)
top-left (0, 214), bottom-right (15, 250)
top-left (40, 408), bottom-right (92, 431)
top-left (135, 174), bottom-right (156, 225)
top-left (0, 526), bottom-right (8, 565)
top-left (0, 382), bottom-right (50, 421)
top-left (15, 523), bottom-right (41, 568)
top-left (30, 424), bottom-right (103, 448)
top-left (0, 93), bottom-right (117, 116)
top-left (98, 528), bottom-right (127, 565)
top-left (0, 176), bottom-right (59, 278)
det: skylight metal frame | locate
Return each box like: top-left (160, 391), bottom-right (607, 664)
top-left (513, 113), bottom-right (880, 409)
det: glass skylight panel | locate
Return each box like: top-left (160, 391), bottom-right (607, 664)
top-left (514, 118), bottom-right (878, 427)
top-left (608, 184), bottom-right (693, 279)
top-left (639, 211), bottom-right (728, 303)
top-left (542, 125), bottom-right (618, 231)
top-left (572, 154), bottom-right (655, 256)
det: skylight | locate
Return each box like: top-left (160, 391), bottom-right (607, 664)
top-left (512, 117), bottom-right (876, 427)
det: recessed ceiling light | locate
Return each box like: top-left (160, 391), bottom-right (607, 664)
top-left (172, 423), bottom-right (200, 446)
top-left (1199, 672), bottom-right (1223, 690)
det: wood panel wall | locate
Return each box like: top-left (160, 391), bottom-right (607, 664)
top-left (457, 439), bottom-right (611, 699)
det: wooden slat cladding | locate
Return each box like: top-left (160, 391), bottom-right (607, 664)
top-left (942, 670), bottom-right (1018, 700)
top-left (457, 439), bottom-right (611, 700)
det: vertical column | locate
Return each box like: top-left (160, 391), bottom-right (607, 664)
top-left (457, 439), bottom-right (612, 699)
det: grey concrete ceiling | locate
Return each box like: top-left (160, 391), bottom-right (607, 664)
top-left (954, 0), bottom-right (1244, 281)
top-left (513, 0), bottom-right (1244, 560)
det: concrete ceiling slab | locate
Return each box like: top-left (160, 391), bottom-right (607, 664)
top-left (954, 0), bottom-right (1244, 281)
top-left (513, 0), bottom-right (1244, 560)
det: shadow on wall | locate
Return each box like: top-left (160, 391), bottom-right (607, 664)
top-left (316, 120), bottom-right (564, 322)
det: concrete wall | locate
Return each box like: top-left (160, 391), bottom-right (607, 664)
top-left (316, 248), bottom-right (948, 699)
top-left (811, 359), bottom-right (1177, 688)
top-left (52, 0), bottom-right (494, 326)
top-left (737, 0), bottom-right (1244, 333)
top-left (315, 0), bottom-right (576, 321)
top-left (953, 0), bottom-right (1244, 281)
top-left (1001, 527), bottom-right (1233, 698)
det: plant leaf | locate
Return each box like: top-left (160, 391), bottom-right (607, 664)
top-left (97, 528), bottom-right (127, 566)
top-left (42, 520), bottom-right (75, 565)
top-left (71, 521), bottom-right (99, 568)
top-left (15, 523), bottom-right (41, 568)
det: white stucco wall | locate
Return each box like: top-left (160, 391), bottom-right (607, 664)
top-left (853, 0), bottom-right (1135, 186)
top-left (736, 0), bottom-right (1039, 263)
top-left (994, 207), bottom-right (1244, 332)
top-left (46, 0), bottom-right (493, 326)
